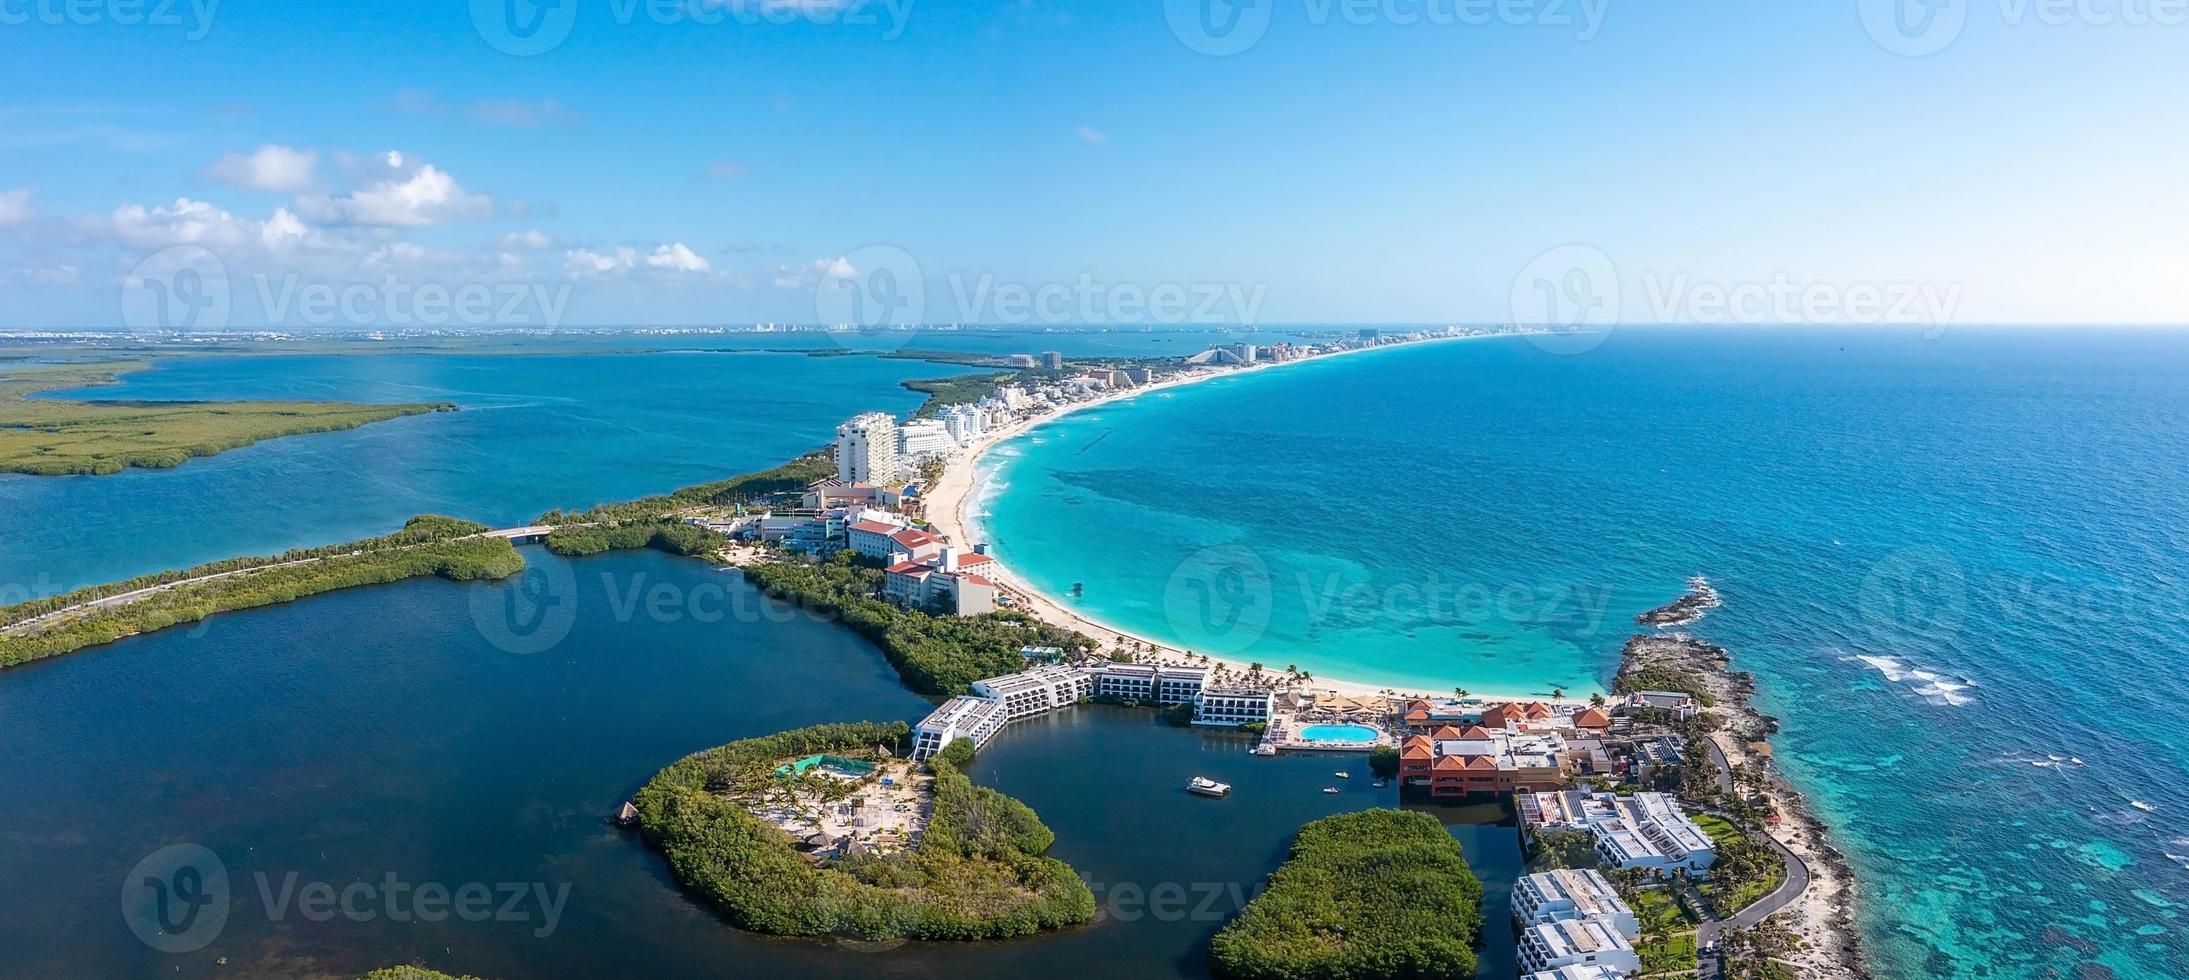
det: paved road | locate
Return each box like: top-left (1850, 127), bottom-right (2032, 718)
top-left (1, 523), bottom-right (581, 635)
top-left (1694, 732), bottom-right (1813, 965)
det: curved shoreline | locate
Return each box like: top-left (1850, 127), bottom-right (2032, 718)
top-left (923, 334), bottom-right (1584, 705)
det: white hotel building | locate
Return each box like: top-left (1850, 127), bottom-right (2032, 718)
top-left (1523, 965), bottom-right (1629, 980)
top-left (1192, 687), bottom-right (1275, 727)
top-left (898, 418), bottom-right (958, 463)
top-left (1088, 663), bottom-right (1208, 705)
top-left (971, 666), bottom-right (1097, 722)
top-left (1518, 918), bottom-right (1640, 977)
top-left (1513, 869), bottom-right (1639, 941)
top-left (910, 696), bottom-right (1009, 761)
top-left (1524, 790), bottom-right (1718, 874)
top-left (835, 412), bottom-right (901, 486)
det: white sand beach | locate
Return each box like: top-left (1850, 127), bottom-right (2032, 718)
top-left (920, 334), bottom-right (1582, 706)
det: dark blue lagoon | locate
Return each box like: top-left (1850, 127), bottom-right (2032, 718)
top-left (0, 549), bottom-right (1522, 978)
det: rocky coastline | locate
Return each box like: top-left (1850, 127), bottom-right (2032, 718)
top-left (1634, 574), bottom-right (1722, 628)
top-left (1619, 612), bottom-right (1872, 980)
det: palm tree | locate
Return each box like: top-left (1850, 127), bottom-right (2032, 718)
top-left (1589, 692), bottom-right (1606, 708)
top-left (1453, 686), bottom-right (1470, 700)
top-left (1551, 687), bottom-right (1566, 700)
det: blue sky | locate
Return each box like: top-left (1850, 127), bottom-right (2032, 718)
top-left (1, 0), bottom-right (2184, 328)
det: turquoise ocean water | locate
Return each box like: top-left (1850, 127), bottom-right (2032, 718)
top-left (980, 327), bottom-right (2189, 978)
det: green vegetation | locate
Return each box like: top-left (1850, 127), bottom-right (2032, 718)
top-left (741, 551), bottom-right (1093, 695)
top-left (900, 371), bottom-right (1019, 417)
top-left (1620, 884), bottom-right (1700, 976)
top-left (1639, 930), bottom-right (1700, 975)
top-left (633, 721), bottom-right (1094, 941)
top-left (538, 451), bottom-right (835, 524)
top-left (1208, 809), bottom-right (1483, 980)
top-left (544, 519), bottom-right (720, 558)
top-left (1367, 745), bottom-right (1400, 779)
top-left (1718, 921), bottom-right (1806, 980)
top-left (0, 516), bottom-right (521, 668)
top-left (1614, 666), bottom-right (1717, 708)
top-left (1527, 827), bottom-right (1605, 873)
top-left (1, 360), bottom-right (450, 476)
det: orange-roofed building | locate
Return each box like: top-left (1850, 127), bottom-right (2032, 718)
top-left (1574, 707), bottom-right (1613, 731)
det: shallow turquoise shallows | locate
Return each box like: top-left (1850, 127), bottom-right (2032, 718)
top-left (1297, 724), bottom-right (1381, 744)
top-left (978, 326), bottom-right (2189, 979)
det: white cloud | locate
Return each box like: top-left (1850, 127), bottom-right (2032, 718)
top-left (566, 246), bottom-right (637, 276)
top-left (774, 256), bottom-right (854, 288)
top-left (499, 229), bottom-right (553, 250)
top-left (1, 264), bottom-right (78, 285)
top-left (567, 242), bottom-right (714, 278)
top-left (645, 243), bottom-right (710, 273)
top-left (0, 187), bottom-right (33, 224)
top-left (206, 145), bottom-right (319, 191)
top-left (705, 160), bottom-right (749, 180)
top-left (1076, 125), bottom-right (1107, 143)
top-left (110, 197), bottom-right (266, 248)
top-left (258, 206), bottom-right (310, 251)
top-left (296, 156), bottom-right (491, 227)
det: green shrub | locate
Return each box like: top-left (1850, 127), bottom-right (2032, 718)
top-left (1209, 809), bottom-right (1483, 980)
top-left (633, 721), bottom-right (1094, 940)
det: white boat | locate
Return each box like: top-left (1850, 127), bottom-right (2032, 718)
top-left (1322, 787), bottom-right (1341, 794)
top-left (1333, 771), bottom-right (1350, 778)
top-left (1187, 777), bottom-right (1232, 798)
top-left (1252, 744), bottom-right (1277, 757)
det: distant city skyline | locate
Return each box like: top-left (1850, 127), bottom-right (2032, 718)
top-left (2, 2), bottom-right (2185, 328)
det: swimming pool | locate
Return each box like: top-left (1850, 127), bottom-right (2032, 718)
top-left (1296, 724), bottom-right (1380, 744)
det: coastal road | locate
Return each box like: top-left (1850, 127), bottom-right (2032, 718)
top-left (0, 523), bottom-right (582, 636)
top-left (1693, 733), bottom-right (1811, 971)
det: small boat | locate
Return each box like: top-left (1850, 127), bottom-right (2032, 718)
top-left (1187, 776), bottom-right (1232, 798)
top-left (1333, 771), bottom-right (1350, 779)
top-left (1252, 744), bottom-right (1277, 757)
top-left (1371, 780), bottom-right (1389, 789)
top-left (1322, 787), bottom-right (1341, 794)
